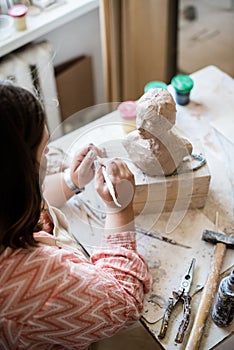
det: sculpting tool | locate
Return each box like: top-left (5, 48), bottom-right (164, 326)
top-left (101, 165), bottom-right (122, 208)
top-left (136, 227), bottom-right (191, 249)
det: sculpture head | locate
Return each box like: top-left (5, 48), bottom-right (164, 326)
top-left (136, 88), bottom-right (176, 138)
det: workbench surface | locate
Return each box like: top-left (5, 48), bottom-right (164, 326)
top-left (51, 66), bottom-right (234, 349)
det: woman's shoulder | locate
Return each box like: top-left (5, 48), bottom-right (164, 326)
top-left (0, 242), bottom-right (81, 277)
top-left (0, 244), bottom-right (59, 269)
top-left (0, 243), bottom-right (88, 306)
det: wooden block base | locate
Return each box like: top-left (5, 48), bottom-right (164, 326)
top-left (98, 139), bottom-right (211, 215)
top-left (133, 162), bottom-right (211, 214)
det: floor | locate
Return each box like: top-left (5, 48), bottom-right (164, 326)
top-left (178, 0), bottom-right (234, 77)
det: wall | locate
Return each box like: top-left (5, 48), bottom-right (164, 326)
top-left (36, 7), bottom-right (105, 105)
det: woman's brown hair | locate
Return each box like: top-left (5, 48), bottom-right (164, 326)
top-left (0, 81), bottom-right (46, 250)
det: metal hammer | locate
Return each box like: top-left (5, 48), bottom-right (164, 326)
top-left (186, 229), bottom-right (234, 350)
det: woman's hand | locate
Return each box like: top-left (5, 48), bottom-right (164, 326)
top-left (44, 144), bottom-right (105, 208)
top-left (95, 159), bottom-right (135, 211)
top-left (95, 159), bottom-right (135, 232)
top-left (70, 144), bottom-right (105, 189)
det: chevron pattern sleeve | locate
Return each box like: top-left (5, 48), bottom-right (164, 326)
top-left (0, 231), bottom-right (151, 350)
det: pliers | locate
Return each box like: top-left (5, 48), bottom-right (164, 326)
top-left (158, 258), bottom-right (196, 344)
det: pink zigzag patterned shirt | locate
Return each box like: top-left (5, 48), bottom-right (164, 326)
top-left (0, 231), bottom-right (151, 349)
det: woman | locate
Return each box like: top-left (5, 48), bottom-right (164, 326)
top-left (0, 81), bottom-right (152, 349)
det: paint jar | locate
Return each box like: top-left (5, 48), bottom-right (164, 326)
top-left (118, 101), bottom-right (136, 134)
top-left (171, 74), bottom-right (194, 106)
top-left (8, 5), bottom-right (28, 31)
top-left (144, 81), bottom-right (168, 93)
top-left (212, 270), bottom-right (234, 327)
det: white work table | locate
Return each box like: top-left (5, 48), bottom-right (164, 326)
top-left (50, 66), bottom-right (234, 349)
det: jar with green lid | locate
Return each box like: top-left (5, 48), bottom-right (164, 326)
top-left (144, 81), bottom-right (168, 93)
top-left (171, 74), bottom-right (194, 106)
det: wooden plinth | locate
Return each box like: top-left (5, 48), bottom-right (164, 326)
top-left (132, 162), bottom-right (211, 214)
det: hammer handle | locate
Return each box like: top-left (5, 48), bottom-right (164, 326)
top-left (186, 242), bottom-right (226, 350)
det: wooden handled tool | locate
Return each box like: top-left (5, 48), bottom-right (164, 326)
top-left (186, 228), bottom-right (234, 350)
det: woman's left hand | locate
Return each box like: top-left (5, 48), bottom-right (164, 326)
top-left (70, 144), bottom-right (105, 189)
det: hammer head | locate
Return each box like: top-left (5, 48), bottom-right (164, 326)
top-left (202, 229), bottom-right (234, 248)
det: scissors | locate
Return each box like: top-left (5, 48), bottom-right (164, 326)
top-left (158, 258), bottom-right (196, 344)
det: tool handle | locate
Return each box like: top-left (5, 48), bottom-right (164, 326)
top-left (175, 294), bottom-right (191, 343)
top-left (158, 296), bottom-right (175, 339)
top-left (186, 242), bottom-right (226, 350)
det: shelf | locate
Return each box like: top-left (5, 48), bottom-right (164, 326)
top-left (0, 0), bottom-right (99, 58)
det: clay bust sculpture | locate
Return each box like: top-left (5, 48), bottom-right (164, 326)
top-left (123, 88), bottom-right (193, 176)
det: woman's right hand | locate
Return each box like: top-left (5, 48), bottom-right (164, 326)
top-left (95, 159), bottom-right (135, 211)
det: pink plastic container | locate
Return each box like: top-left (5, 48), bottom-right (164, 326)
top-left (8, 5), bottom-right (28, 31)
top-left (118, 101), bottom-right (136, 133)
